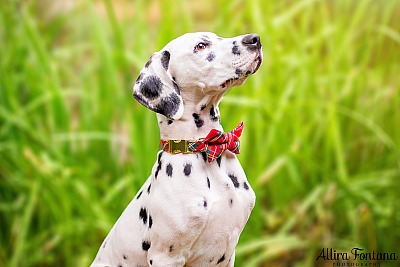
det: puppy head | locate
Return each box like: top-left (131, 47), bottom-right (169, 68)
top-left (133, 32), bottom-right (262, 120)
top-left (165, 32), bottom-right (262, 91)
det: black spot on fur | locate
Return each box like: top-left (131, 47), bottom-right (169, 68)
top-left (149, 215), bottom-right (153, 228)
top-left (192, 113), bottom-right (204, 128)
top-left (232, 41), bottom-right (240, 55)
top-left (169, 245), bottom-right (174, 252)
top-left (139, 207), bottom-right (148, 224)
top-left (166, 163), bottom-right (173, 177)
top-left (245, 70), bottom-right (252, 76)
top-left (149, 260), bottom-right (153, 265)
top-left (203, 199), bottom-right (208, 208)
top-left (161, 50), bottom-right (170, 70)
top-left (243, 182), bottom-right (249, 190)
top-left (201, 36), bottom-right (211, 42)
top-left (206, 52), bottom-right (215, 62)
top-left (217, 254), bottom-right (226, 263)
top-left (230, 199), bottom-right (233, 207)
top-left (155, 162), bottom-right (161, 178)
top-left (235, 68), bottom-right (242, 75)
top-left (147, 184), bottom-right (151, 194)
top-left (172, 77), bottom-right (180, 94)
top-left (142, 240), bottom-right (151, 251)
top-left (135, 72), bottom-right (143, 84)
top-left (145, 55), bottom-right (153, 68)
top-left (136, 190), bottom-right (143, 199)
top-left (201, 152), bottom-right (207, 162)
top-left (167, 120), bottom-right (173, 125)
top-left (184, 163), bottom-right (192, 176)
top-left (207, 177), bottom-right (210, 188)
top-left (216, 156), bottom-right (222, 167)
top-left (228, 174), bottom-right (240, 188)
top-left (139, 75), bottom-right (162, 100)
top-left (155, 152), bottom-right (163, 178)
top-left (157, 151), bottom-right (163, 162)
top-left (209, 106), bottom-right (216, 120)
top-left (172, 80), bottom-right (180, 94)
top-left (154, 163), bottom-right (161, 179)
top-left (123, 255), bottom-right (127, 260)
top-left (155, 93), bottom-right (181, 119)
top-left (210, 106), bottom-right (219, 122)
top-left (200, 104), bottom-right (207, 111)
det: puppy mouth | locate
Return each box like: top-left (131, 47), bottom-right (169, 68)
top-left (253, 55), bottom-right (262, 73)
top-left (220, 54), bottom-right (262, 89)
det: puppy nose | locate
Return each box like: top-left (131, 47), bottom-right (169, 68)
top-left (241, 34), bottom-right (261, 50)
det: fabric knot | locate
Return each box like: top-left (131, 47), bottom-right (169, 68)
top-left (188, 122), bottom-right (244, 162)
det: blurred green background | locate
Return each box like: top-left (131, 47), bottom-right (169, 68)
top-left (1, 0), bottom-right (399, 266)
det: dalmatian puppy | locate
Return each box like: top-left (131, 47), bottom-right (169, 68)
top-left (91, 32), bottom-right (262, 267)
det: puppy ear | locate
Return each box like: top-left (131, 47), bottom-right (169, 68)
top-left (133, 51), bottom-right (184, 120)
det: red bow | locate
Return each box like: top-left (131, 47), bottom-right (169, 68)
top-left (189, 122), bottom-right (244, 162)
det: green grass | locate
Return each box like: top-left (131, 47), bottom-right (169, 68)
top-left (1, 0), bottom-right (399, 266)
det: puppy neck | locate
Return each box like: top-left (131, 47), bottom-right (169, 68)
top-left (157, 90), bottom-right (225, 140)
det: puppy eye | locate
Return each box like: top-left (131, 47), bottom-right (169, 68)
top-left (195, 42), bottom-right (208, 51)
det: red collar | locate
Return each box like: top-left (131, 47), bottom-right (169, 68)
top-left (160, 122), bottom-right (244, 162)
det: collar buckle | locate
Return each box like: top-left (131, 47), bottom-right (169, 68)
top-left (168, 140), bottom-right (194, 154)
